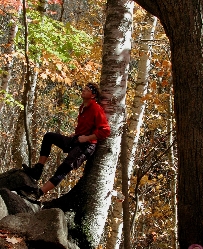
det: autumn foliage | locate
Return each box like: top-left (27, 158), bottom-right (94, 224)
top-left (0, 1), bottom-right (176, 248)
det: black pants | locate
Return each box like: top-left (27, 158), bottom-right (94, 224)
top-left (40, 132), bottom-right (96, 186)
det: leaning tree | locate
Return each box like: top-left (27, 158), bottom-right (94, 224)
top-left (133, 0), bottom-right (203, 248)
top-left (43, 0), bottom-right (134, 248)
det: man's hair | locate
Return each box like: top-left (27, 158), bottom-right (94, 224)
top-left (86, 82), bottom-right (100, 99)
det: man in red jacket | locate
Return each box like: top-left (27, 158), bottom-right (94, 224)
top-left (20, 83), bottom-right (110, 202)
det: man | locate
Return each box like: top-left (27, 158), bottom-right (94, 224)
top-left (19, 83), bottom-right (110, 202)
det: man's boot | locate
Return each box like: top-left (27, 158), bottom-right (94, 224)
top-left (18, 187), bottom-right (44, 203)
top-left (22, 163), bottom-right (44, 181)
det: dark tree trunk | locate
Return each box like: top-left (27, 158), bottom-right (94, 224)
top-left (134, 0), bottom-right (203, 248)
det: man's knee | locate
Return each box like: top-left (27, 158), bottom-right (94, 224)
top-left (43, 132), bottom-right (54, 140)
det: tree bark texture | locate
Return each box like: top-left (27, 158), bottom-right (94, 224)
top-left (121, 123), bottom-right (131, 249)
top-left (134, 0), bottom-right (203, 248)
top-left (127, 12), bottom-right (157, 177)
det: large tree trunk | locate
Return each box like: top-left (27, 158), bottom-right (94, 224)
top-left (43, 0), bottom-right (134, 248)
top-left (134, 0), bottom-right (203, 248)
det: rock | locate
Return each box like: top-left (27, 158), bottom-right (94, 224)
top-left (0, 169), bottom-right (37, 191)
top-left (26, 208), bottom-right (68, 248)
top-left (0, 208), bottom-right (68, 249)
top-left (0, 188), bottom-right (40, 215)
top-left (0, 169), bottom-right (81, 249)
top-left (0, 212), bottom-right (32, 235)
top-left (0, 195), bottom-right (9, 220)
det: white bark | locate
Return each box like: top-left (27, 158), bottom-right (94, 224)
top-left (167, 86), bottom-right (178, 249)
top-left (80, 0), bottom-right (134, 246)
top-left (106, 12), bottom-right (157, 249)
top-left (0, 3), bottom-right (22, 112)
top-left (106, 201), bottom-right (123, 249)
top-left (127, 13), bottom-right (157, 177)
top-left (12, 1), bottom-right (46, 166)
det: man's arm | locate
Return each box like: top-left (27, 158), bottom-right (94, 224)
top-left (92, 107), bottom-right (110, 140)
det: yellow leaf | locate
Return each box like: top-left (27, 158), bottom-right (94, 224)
top-left (140, 175), bottom-right (149, 185)
top-left (32, 20), bottom-right (40, 24)
top-left (41, 73), bottom-right (47, 79)
top-left (56, 63), bottom-right (62, 71)
top-left (57, 76), bottom-right (63, 82)
top-left (6, 236), bottom-right (23, 244)
top-left (85, 64), bottom-right (92, 70)
top-left (51, 76), bottom-right (55, 82)
top-left (63, 65), bottom-right (68, 72)
top-left (65, 77), bottom-right (72, 86)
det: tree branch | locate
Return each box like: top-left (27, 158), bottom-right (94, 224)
top-left (134, 0), bottom-right (161, 19)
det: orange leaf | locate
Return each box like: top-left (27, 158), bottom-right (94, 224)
top-left (43, 53), bottom-right (51, 60)
top-left (151, 81), bottom-right (157, 90)
top-left (41, 73), bottom-right (47, 79)
top-left (162, 60), bottom-right (169, 67)
top-left (63, 65), bottom-right (68, 72)
top-left (157, 71), bottom-right (164, 77)
top-left (162, 80), bottom-right (168, 87)
top-left (155, 61), bottom-right (160, 67)
top-left (154, 98), bottom-right (160, 105)
top-left (141, 94), bottom-right (151, 101)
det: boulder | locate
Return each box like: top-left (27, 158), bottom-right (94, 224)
top-left (0, 208), bottom-right (68, 249)
top-left (0, 195), bottom-right (8, 220)
top-left (0, 169), bottom-right (37, 191)
top-left (0, 188), bottom-right (40, 215)
top-left (0, 168), bottom-right (80, 248)
top-left (26, 208), bottom-right (68, 248)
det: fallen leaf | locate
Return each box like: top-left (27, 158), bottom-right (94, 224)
top-left (6, 236), bottom-right (23, 244)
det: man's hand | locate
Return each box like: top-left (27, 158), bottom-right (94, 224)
top-left (78, 134), bottom-right (97, 143)
top-left (78, 135), bottom-right (89, 143)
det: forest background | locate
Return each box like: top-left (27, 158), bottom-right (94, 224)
top-left (0, 0), bottom-right (177, 248)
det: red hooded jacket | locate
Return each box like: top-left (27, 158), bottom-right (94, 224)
top-left (75, 100), bottom-right (110, 143)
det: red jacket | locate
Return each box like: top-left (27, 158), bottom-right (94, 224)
top-left (75, 100), bottom-right (110, 143)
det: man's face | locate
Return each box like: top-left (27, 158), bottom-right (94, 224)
top-left (81, 86), bottom-right (95, 99)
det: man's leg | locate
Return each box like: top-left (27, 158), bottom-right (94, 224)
top-left (37, 144), bottom-right (95, 197)
top-left (38, 156), bottom-right (48, 165)
top-left (20, 143), bottom-right (96, 201)
top-left (23, 132), bottom-right (72, 180)
top-left (47, 143), bottom-right (97, 188)
top-left (41, 181), bottom-right (55, 194)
